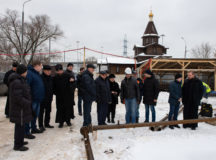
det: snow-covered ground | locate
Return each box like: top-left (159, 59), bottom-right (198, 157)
top-left (0, 92), bottom-right (216, 160)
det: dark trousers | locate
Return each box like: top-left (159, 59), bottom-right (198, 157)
top-left (83, 100), bottom-right (92, 126)
top-left (78, 95), bottom-right (83, 114)
top-left (183, 104), bottom-right (199, 128)
top-left (168, 103), bottom-right (180, 121)
top-left (107, 103), bottom-right (116, 120)
top-left (14, 123), bottom-right (25, 148)
top-left (97, 103), bottom-right (108, 125)
top-left (5, 94), bottom-right (9, 116)
top-left (39, 101), bottom-right (52, 127)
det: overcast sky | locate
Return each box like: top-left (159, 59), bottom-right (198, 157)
top-left (0, 0), bottom-right (216, 61)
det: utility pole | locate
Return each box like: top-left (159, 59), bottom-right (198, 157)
top-left (181, 37), bottom-right (187, 58)
top-left (21, 0), bottom-right (32, 64)
top-left (123, 34), bottom-right (128, 57)
top-left (76, 41), bottom-right (80, 72)
top-left (83, 46), bottom-right (86, 67)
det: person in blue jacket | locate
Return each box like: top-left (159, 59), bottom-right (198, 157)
top-left (168, 73), bottom-right (182, 129)
top-left (81, 64), bottom-right (96, 126)
top-left (25, 60), bottom-right (45, 139)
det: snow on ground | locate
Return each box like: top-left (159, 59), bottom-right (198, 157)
top-left (1, 92), bottom-right (216, 160)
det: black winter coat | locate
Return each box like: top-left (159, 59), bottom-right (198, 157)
top-left (53, 73), bottom-right (76, 123)
top-left (81, 70), bottom-right (96, 102)
top-left (143, 75), bottom-right (159, 105)
top-left (95, 76), bottom-right (111, 104)
top-left (109, 80), bottom-right (120, 104)
top-left (168, 80), bottom-right (182, 105)
top-left (120, 76), bottom-right (140, 102)
top-left (3, 70), bottom-right (15, 86)
top-left (77, 72), bottom-right (83, 96)
top-left (41, 73), bottom-right (53, 104)
top-left (182, 78), bottom-right (204, 107)
top-left (8, 73), bottom-right (33, 125)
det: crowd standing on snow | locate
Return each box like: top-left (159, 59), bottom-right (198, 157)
top-left (2, 61), bottom-right (211, 151)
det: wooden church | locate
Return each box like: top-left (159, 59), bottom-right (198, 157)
top-left (134, 11), bottom-right (168, 62)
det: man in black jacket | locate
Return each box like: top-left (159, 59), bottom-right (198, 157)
top-left (3, 62), bottom-right (18, 118)
top-left (64, 63), bottom-right (76, 119)
top-left (81, 64), bottom-right (96, 126)
top-left (95, 71), bottom-right (112, 125)
top-left (121, 67), bottom-right (140, 124)
top-left (182, 71), bottom-right (203, 130)
top-left (53, 64), bottom-right (76, 128)
top-left (38, 65), bottom-right (54, 132)
top-left (76, 67), bottom-right (85, 116)
top-left (9, 64), bottom-right (33, 151)
top-left (143, 69), bottom-right (159, 123)
top-left (107, 74), bottom-right (120, 123)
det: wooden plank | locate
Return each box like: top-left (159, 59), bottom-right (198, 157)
top-left (151, 69), bottom-right (215, 72)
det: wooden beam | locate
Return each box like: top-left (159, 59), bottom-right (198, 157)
top-left (209, 62), bottom-right (216, 67)
top-left (183, 62), bottom-right (191, 69)
top-left (151, 69), bottom-right (215, 72)
top-left (214, 67), bottom-right (216, 91)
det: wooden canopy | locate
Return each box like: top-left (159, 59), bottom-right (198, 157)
top-left (138, 58), bottom-right (216, 91)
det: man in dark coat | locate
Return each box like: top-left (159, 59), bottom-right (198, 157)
top-left (9, 64), bottom-right (33, 151)
top-left (3, 61), bottom-right (18, 118)
top-left (64, 63), bottom-right (76, 119)
top-left (53, 64), bottom-right (76, 128)
top-left (143, 69), bottom-right (159, 122)
top-left (81, 64), bottom-right (96, 126)
top-left (107, 74), bottom-right (120, 123)
top-left (95, 71), bottom-right (112, 125)
top-left (168, 73), bottom-right (182, 129)
top-left (182, 71), bottom-right (204, 130)
top-left (121, 67), bottom-right (140, 124)
top-left (132, 70), bottom-right (143, 123)
top-left (38, 65), bottom-right (54, 132)
top-left (76, 67), bottom-right (85, 116)
top-left (25, 60), bottom-right (45, 137)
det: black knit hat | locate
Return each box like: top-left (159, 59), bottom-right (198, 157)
top-left (12, 62), bottom-right (19, 67)
top-left (145, 69), bottom-right (153, 76)
top-left (175, 73), bottom-right (182, 80)
top-left (55, 64), bottom-right (63, 71)
top-left (67, 63), bottom-right (73, 67)
top-left (87, 64), bottom-right (95, 69)
top-left (109, 74), bottom-right (116, 78)
top-left (16, 64), bottom-right (27, 75)
top-left (43, 65), bottom-right (51, 70)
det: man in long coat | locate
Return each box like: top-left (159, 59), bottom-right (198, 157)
top-left (53, 64), bottom-right (76, 128)
top-left (182, 71), bottom-right (204, 130)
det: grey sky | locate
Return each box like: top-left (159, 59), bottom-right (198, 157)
top-left (0, 0), bottom-right (216, 61)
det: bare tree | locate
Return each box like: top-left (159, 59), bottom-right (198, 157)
top-left (191, 42), bottom-right (213, 58)
top-left (0, 9), bottom-right (63, 64)
top-left (86, 56), bottom-right (97, 63)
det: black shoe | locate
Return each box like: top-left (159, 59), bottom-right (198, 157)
top-left (79, 113), bottom-right (82, 116)
top-left (174, 125), bottom-right (180, 128)
top-left (14, 146), bottom-right (29, 151)
top-left (191, 127), bottom-right (196, 130)
top-left (103, 123), bottom-right (107, 125)
top-left (107, 119), bottom-right (111, 123)
top-left (45, 124), bottom-right (54, 128)
top-left (23, 141), bottom-right (28, 145)
top-left (144, 120), bottom-right (149, 123)
top-left (111, 119), bottom-right (115, 123)
top-left (31, 128), bottom-right (43, 134)
top-left (66, 122), bottom-right (72, 126)
top-left (6, 115), bottom-right (9, 118)
top-left (24, 134), bottom-right (35, 139)
top-left (39, 127), bottom-right (46, 132)
top-left (169, 125), bottom-right (174, 129)
top-left (58, 123), bottom-right (63, 128)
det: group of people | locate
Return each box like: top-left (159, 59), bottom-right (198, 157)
top-left (3, 60), bottom-right (209, 152)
